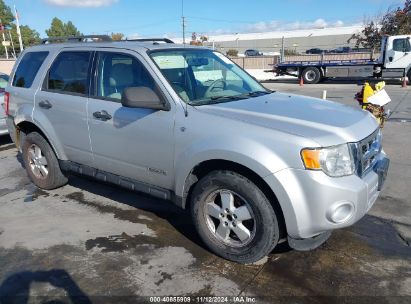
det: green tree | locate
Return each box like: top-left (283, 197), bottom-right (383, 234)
top-left (349, 1), bottom-right (411, 50)
top-left (46, 17), bottom-right (65, 37)
top-left (0, 1), bottom-right (39, 56)
top-left (111, 32), bottom-right (124, 41)
top-left (0, 0), bottom-right (15, 26)
top-left (284, 48), bottom-right (298, 56)
top-left (46, 17), bottom-right (81, 37)
top-left (64, 21), bottom-right (80, 36)
top-left (226, 49), bottom-right (238, 57)
top-left (10, 24), bottom-right (40, 49)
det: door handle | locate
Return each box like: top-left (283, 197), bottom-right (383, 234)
top-left (93, 110), bottom-right (112, 121)
top-left (39, 100), bottom-right (52, 109)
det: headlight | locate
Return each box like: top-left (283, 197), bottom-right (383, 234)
top-left (301, 144), bottom-right (355, 177)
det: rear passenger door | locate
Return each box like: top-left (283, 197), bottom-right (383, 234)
top-left (87, 50), bottom-right (175, 189)
top-left (34, 50), bottom-right (94, 165)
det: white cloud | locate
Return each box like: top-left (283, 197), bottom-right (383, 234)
top-left (44, 0), bottom-right (118, 7)
top-left (244, 18), bottom-right (346, 33)
top-left (333, 20), bottom-right (345, 27)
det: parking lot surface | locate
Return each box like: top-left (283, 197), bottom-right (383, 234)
top-left (0, 81), bottom-right (410, 303)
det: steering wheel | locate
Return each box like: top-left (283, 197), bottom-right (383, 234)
top-left (205, 78), bottom-right (225, 97)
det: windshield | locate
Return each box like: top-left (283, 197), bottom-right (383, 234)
top-left (149, 49), bottom-right (269, 105)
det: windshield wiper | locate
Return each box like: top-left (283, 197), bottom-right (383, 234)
top-left (209, 95), bottom-right (248, 102)
top-left (191, 91), bottom-right (273, 106)
top-left (190, 95), bottom-right (247, 106)
top-left (246, 90), bottom-right (272, 97)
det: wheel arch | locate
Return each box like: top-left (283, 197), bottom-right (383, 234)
top-left (180, 159), bottom-right (287, 238)
top-left (15, 120), bottom-right (66, 160)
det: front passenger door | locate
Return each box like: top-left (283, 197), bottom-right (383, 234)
top-left (87, 50), bottom-right (176, 189)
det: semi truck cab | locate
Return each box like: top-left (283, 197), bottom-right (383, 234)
top-left (382, 35), bottom-right (411, 70)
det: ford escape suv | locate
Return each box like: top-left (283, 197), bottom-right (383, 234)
top-left (5, 36), bottom-right (389, 263)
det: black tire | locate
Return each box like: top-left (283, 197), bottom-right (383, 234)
top-left (22, 132), bottom-right (68, 190)
top-left (407, 70), bottom-right (411, 86)
top-left (191, 170), bottom-right (280, 264)
top-left (302, 67), bottom-right (321, 84)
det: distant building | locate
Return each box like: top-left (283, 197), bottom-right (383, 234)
top-left (174, 25), bottom-right (364, 55)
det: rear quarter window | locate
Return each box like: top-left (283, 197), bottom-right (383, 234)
top-left (12, 51), bottom-right (49, 88)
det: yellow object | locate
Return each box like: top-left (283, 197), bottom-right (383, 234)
top-left (362, 81), bottom-right (386, 109)
top-left (375, 81), bottom-right (385, 91)
top-left (362, 82), bottom-right (374, 106)
top-left (301, 149), bottom-right (321, 169)
top-left (358, 81), bottom-right (387, 128)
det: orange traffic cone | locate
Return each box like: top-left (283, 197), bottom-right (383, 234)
top-left (402, 76), bottom-right (408, 87)
top-left (299, 77), bottom-right (304, 87)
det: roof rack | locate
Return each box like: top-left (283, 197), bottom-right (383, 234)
top-left (126, 38), bottom-right (174, 44)
top-left (42, 35), bottom-right (112, 44)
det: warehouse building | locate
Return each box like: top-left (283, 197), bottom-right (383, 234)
top-left (197, 25), bottom-right (364, 55)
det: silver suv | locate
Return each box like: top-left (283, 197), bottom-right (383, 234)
top-left (5, 36), bottom-right (389, 263)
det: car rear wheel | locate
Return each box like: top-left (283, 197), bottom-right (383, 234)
top-left (191, 170), bottom-right (280, 263)
top-left (302, 67), bottom-right (321, 84)
top-left (22, 132), bottom-right (68, 190)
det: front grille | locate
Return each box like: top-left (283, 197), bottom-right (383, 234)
top-left (352, 129), bottom-right (381, 177)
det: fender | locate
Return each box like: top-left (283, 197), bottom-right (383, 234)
top-left (174, 135), bottom-right (290, 198)
top-left (14, 104), bottom-right (68, 160)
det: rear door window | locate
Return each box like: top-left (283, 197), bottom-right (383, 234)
top-left (12, 51), bottom-right (49, 88)
top-left (47, 51), bottom-right (92, 95)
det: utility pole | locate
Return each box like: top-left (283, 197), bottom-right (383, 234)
top-left (182, 16), bottom-right (186, 45)
top-left (181, 0), bottom-right (186, 44)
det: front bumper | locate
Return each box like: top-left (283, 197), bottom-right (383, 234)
top-left (265, 153), bottom-right (389, 239)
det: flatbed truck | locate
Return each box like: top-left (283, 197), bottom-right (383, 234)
top-left (273, 35), bottom-right (411, 84)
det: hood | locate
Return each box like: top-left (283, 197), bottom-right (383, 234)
top-left (196, 92), bottom-right (379, 146)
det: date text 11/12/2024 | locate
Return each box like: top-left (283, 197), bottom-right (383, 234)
top-left (149, 296), bottom-right (257, 303)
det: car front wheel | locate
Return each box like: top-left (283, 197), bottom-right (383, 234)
top-left (191, 170), bottom-right (280, 263)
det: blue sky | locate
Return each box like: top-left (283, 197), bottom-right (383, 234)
top-left (7, 0), bottom-right (405, 38)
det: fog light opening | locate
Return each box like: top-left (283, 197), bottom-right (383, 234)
top-left (328, 202), bottom-right (354, 224)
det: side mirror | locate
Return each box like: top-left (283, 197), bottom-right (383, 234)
top-left (121, 87), bottom-right (170, 111)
